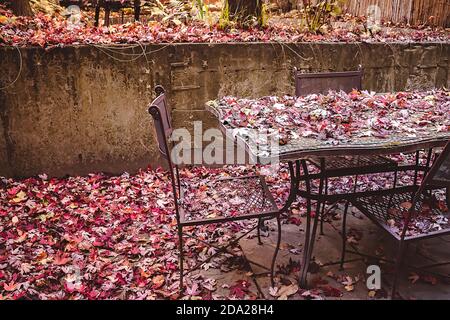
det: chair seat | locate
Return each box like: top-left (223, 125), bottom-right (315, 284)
top-left (308, 155), bottom-right (397, 176)
top-left (179, 175), bottom-right (278, 226)
top-left (352, 187), bottom-right (450, 241)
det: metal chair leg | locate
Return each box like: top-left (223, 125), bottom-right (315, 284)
top-left (413, 150), bottom-right (420, 186)
top-left (270, 216), bottom-right (282, 287)
top-left (300, 209), bottom-right (320, 287)
top-left (299, 198), bottom-right (312, 288)
top-left (299, 159), bottom-right (321, 288)
top-left (388, 170), bottom-right (399, 208)
top-left (340, 202), bottom-right (350, 270)
top-left (320, 178), bottom-right (328, 235)
top-left (340, 172), bottom-right (358, 270)
top-left (178, 227), bottom-right (184, 292)
top-left (391, 241), bottom-right (407, 299)
top-left (300, 166), bottom-right (325, 286)
top-left (257, 218), bottom-right (263, 245)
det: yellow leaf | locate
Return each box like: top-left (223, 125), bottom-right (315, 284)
top-left (15, 232), bottom-right (27, 243)
top-left (0, 16), bottom-right (8, 24)
top-left (152, 275), bottom-right (165, 289)
top-left (12, 191), bottom-right (27, 203)
top-left (277, 284), bottom-right (299, 300)
top-left (409, 272), bottom-right (420, 284)
top-left (38, 211), bottom-right (54, 222)
top-left (344, 284), bottom-right (354, 292)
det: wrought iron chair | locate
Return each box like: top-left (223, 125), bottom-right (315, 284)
top-left (344, 142), bottom-right (450, 298)
top-left (93, 0), bottom-right (141, 27)
top-left (59, 0), bottom-right (89, 8)
top-left (294, 67), bottom-right (398, 235)
top-left (430, 149), bottom-right (450, 207)
top-left (294, 68), bottom-right (363, 97)
top-left (148, 86), bottom-right (282, 290)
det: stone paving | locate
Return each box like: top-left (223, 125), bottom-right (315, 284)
top-left (235, 204), bottom-right (450, 300)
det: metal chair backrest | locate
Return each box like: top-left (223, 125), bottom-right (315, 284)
top-left (294, 67), bottom-right (363, 96)
top-left (400, 141), bottom-right (450, 240)
top-left (148, 86), bottom-right (182, 221)
top-left (423, 142), bottom-right (450, 188)
top-left (148, 86), bottom-right (173, 159)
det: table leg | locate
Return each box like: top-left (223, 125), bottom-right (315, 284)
top-left (280, 160), bottom-right (301, 213)
top-left (299, 159), bottom-right (325, 287)
top-left (300, 195), bottom-right (312, 287)
top-left (280, 160), bottom-right (312, 286)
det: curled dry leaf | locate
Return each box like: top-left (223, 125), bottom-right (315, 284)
top-left (276, 284), bottom-right (299, 300)
top-left (409, 272), bottom-right (420, 284)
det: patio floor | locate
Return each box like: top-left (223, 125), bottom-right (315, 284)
top-left (236, 204), bottom-right (450, 300)
top-left (1, 166), bottom-right (449, 300)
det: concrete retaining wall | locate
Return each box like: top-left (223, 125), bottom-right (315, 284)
top-left (0, 42), bottom-right (448, 177)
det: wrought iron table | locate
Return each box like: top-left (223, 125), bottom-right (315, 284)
top-left (207, 91), bottom-right (450, 287)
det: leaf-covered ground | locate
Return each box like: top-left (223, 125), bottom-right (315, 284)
top-left (0, 166), bottom-right (287, 300)
top-left (1, 158), bottom-right (446, 300)
top-left (0, 5), bottom-right (448, 48)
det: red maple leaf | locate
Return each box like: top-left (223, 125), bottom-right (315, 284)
top-left (229, 280), bottom-right (251, 299)
top-left (319, 284), bottom-right (343, 297)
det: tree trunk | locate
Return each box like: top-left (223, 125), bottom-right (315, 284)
top-left (227, 0), bottom-right (262, 21)
top-left (275, 0), bottom-right (295, 12)
top-left (5, 0), bottom-right (33, 16)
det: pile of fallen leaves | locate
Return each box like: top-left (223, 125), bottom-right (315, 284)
top-left (0, 5), bottom-right (448, 48)
top-left (386, 195), bottom-right (449, 237)
top-left (0, 159), bottom-right (447, 299)
top-left (0, 166), bottom-right (266, 299)
top-left (211, 90), bottom-right (450, 146)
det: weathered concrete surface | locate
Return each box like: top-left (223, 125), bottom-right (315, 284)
top-left (0, 42), bottom-right (449, 177)
top-left (241, 204), bottom-right (450, 300)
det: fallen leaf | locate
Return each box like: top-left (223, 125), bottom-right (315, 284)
top-left (319, 285), bottom-right (343, 297)
top-left (54, 253), bottom-right (70, 266)
top-left (409, 272), bottom-right (420, 284)
top-left (277, 284), bottom-right (299, 300)
top-left (368, 290), bottom-right (376, 298)
top-left (3, 281), bottom-right (18, 292)
top-left (422, 275), bottom-right (438, 285)
top-left (12, 191), bottom-right (27, 203)
top-left (344, 284), bottom-right (354, 292)
top-left (152, 275), bottom-right (165, 289)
